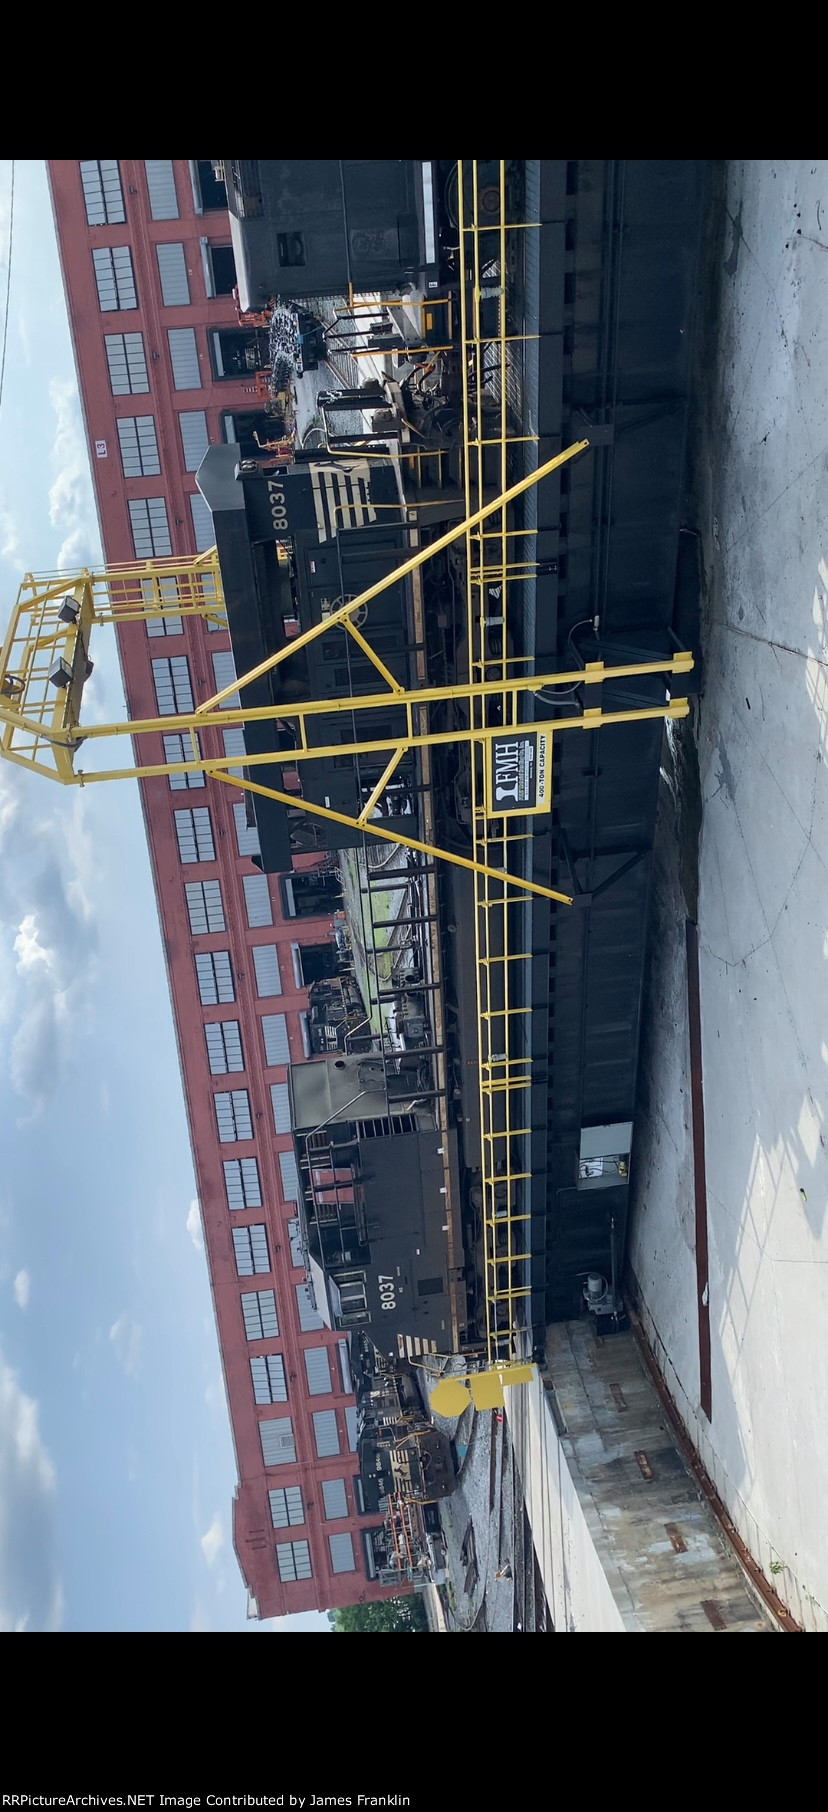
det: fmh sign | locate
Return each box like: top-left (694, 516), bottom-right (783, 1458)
top-left (484, 730), bottom-right (551, 817)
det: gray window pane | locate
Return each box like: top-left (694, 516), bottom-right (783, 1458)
top-left (304, 1347), bottom-right (332, 1396)
top-left (276, 1539), bottom-right (311, 1582)
top-left (93, 245), bottom-right (137, 312)
top-left (164, 732), bottom-right (204, 791)
top-left (205, 1019), bottom-right (244, 1074)
top-left (251, 1353), bottom-right (287, 1404)
top-left (232, 1223), bottom-right (269, 1277)
top-left (157, 241), bottom-right (190, 306)
top-left (234, 801), bottom-right (260, 857)
top-left (185, 880), bottom-right (224, 934)
top-left (145, 159), bottom-right (178, 219)
top-left (296, 1283), bottom-right (323, 1333)
top-left (130, 497), bottom-right (172, 560)
top-left (243, 874), bottom-right (272, 927)
top-left (195, 951), bottom-right (234, 1005)
top-left (269, 1486), bottom-right (303, 1528)
top-left (241, 1288), bottom-right (278, 1340)
top-left (168, 327), bottom-right (201, 390)
top-left (80, 160), bottom-right (124, 226)
top-left (105, 333), bottom-right (149, 396)
top-left (152, 657), bottom-right (193, 715)
top-left (328, 1532), bottom-right (356, 1574)
top-left (253, 945), bottom-right (282, 998)
top-left (190, 492), bottom-right (214, 552)
top-left (211, 651), bottom-right (240, 707)
top-left (312, 1410), bottom-right (340, 1458)
top-left (270, 1082), bottom-right (291, 1134)
top-left (174, 807), bottom-right (214, 864)
top-left (117, 415), bottom-right (160, 478)
top-left (345, 1407), bottom-right (358, 1452)
top-left (321, 1478), bottom-right (348, 1520)
top-left (261, 1014), bottom-right (289, 1068)
top-left (179, 410), bottom-right (209, 471)
top-left (224, 1158), bottom-right (262, 1210)
top-left (260, 1417), bottom-right (295, 1467)
top-left (279, 1149), bottom-right (300, 1201)
top-left (214, 1089), bottom-right (252, 1142)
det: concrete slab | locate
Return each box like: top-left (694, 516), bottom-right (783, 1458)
top-left (628, 160), bottom-right (828, 1632)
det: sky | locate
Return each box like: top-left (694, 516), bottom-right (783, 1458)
top-left (0, 160), bottom-right (328, 1632)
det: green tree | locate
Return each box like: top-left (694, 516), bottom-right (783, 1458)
top-left (332, 1595), bottom-right (429, 1632)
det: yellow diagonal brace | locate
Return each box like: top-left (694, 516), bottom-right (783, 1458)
top-left (356, 747), bottom-right (408, 825)
top-left (197, 439), bottom-right (590, 711)
top-left (207, 768), bottom-right (573, 906)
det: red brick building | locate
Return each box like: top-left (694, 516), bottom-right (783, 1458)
top-left (47, 157), bottom-right (391, 1615)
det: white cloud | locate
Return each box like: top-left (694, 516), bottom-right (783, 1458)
top-left (48, 378), bottom-right (96, 549)
top-left (12, 1269), bottom-right (29, 1310)
top-left (0, 491), bottom-right (20, 562)
top-left (200, 1514), bottom-right (225, 1570)
top-left (0, 770), bottom-right (100, 1110)
top-left (186, 1198), bottom-right (204, 1254)
top-left (109, 1311), bottom-right (142, 1378)
top-left (0, 1343), bottom-right (63, 1632)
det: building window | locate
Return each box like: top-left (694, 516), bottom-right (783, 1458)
top-left (143, 575), bottom-right (183, 638)
top-left (185, 879), bottom-right (224, 934)
top-left (195, 950), bottom-right (234, 1006)
top-left (179, 411), bottom-right (209, 473)
top-left (252, 945), bottom-right (281, 998)
top-left (152, 656), bottom-right (193, 716)
top-left (211, 651), bottom-right (240, 707)
top-left (156, 242), bottom-right (190, 307)
top-left (93, 245), bottom-right (137, 312)
top-left (116, 415), bottom-right (160, 479)
top-left (278, 232), bottom-right (306, 268)
top-left (276, 1540), bottom-right (312, 1583)
top-left (251, 1354), bottom-right (288, 1405)
top-left (303, 1347), bottom-right (332, 1397)
top-left (233, 802), bottom-right (260, 858)
top-left (80, 160), bottom-right (125, 226)
top-left (205, 1019), bottom-right (244, 1075)
top-left (214, 1089), bottom-right (253, 1143)
top-left (312, 1410), bottom-right (340, 1459)
top-left (259, 1417), bottom-right (295, 1467)
top-left (345, 1407), bottom-right (358, 1452)
top-left (353, 1478), bottom-right (367, 1516)
top-left (270, 1082), bottom-right (290, 1134)
top-left (225, 1158), bottom-right (262, 1211)
top-left (261, 1014), bottom-right (289, 1068)
top-left (287, 1219), bottom-right (304, 1268)
top-left (321, 1478), bottom-right (348, 1521)
top-left (296, 1283), bottom-right (323, 1333)
top-left (167, 327), bottom-right (201, 391)
top-left (241, 1288), bottom-right (278, 1339)
top-left (337, 1340), bottom-right (353, 1395)
top-left (190, 492), bottom-right (214, 553)
top-left (144, 159), bottom-right (178, 220)
top-left (279, 1149), bottom-right (300, 1203)
top-left (221, 726), bottom-right (245, 781)
top-left (232, 1223), bottom-right (270, 1277)
top-left (243, 874), bottom-right (272, 928)
top-left (210, 327), bottom-right (267, 380)
top-left (335, 1272), bottom-right (369, 1326)
top-left (105, 333), bottom-right (149, 396)
top-left (174, 807), bottom-right (215, 864)
top-left (191, 160), bottom-right (227, 212)
top-left (269, 1486), bottom-right (303, 1529)
top-left (328, 1532), bottom-right (356, 1575)
top-left (129, 497), bottom-right (172, 560)
top-left (201, 241), bottom-right (236, 297)
top-left (163, 732), bottom-right (204, 791)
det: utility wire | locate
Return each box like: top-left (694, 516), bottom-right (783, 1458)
top-left (0, 160), bottom-right (15, 428)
